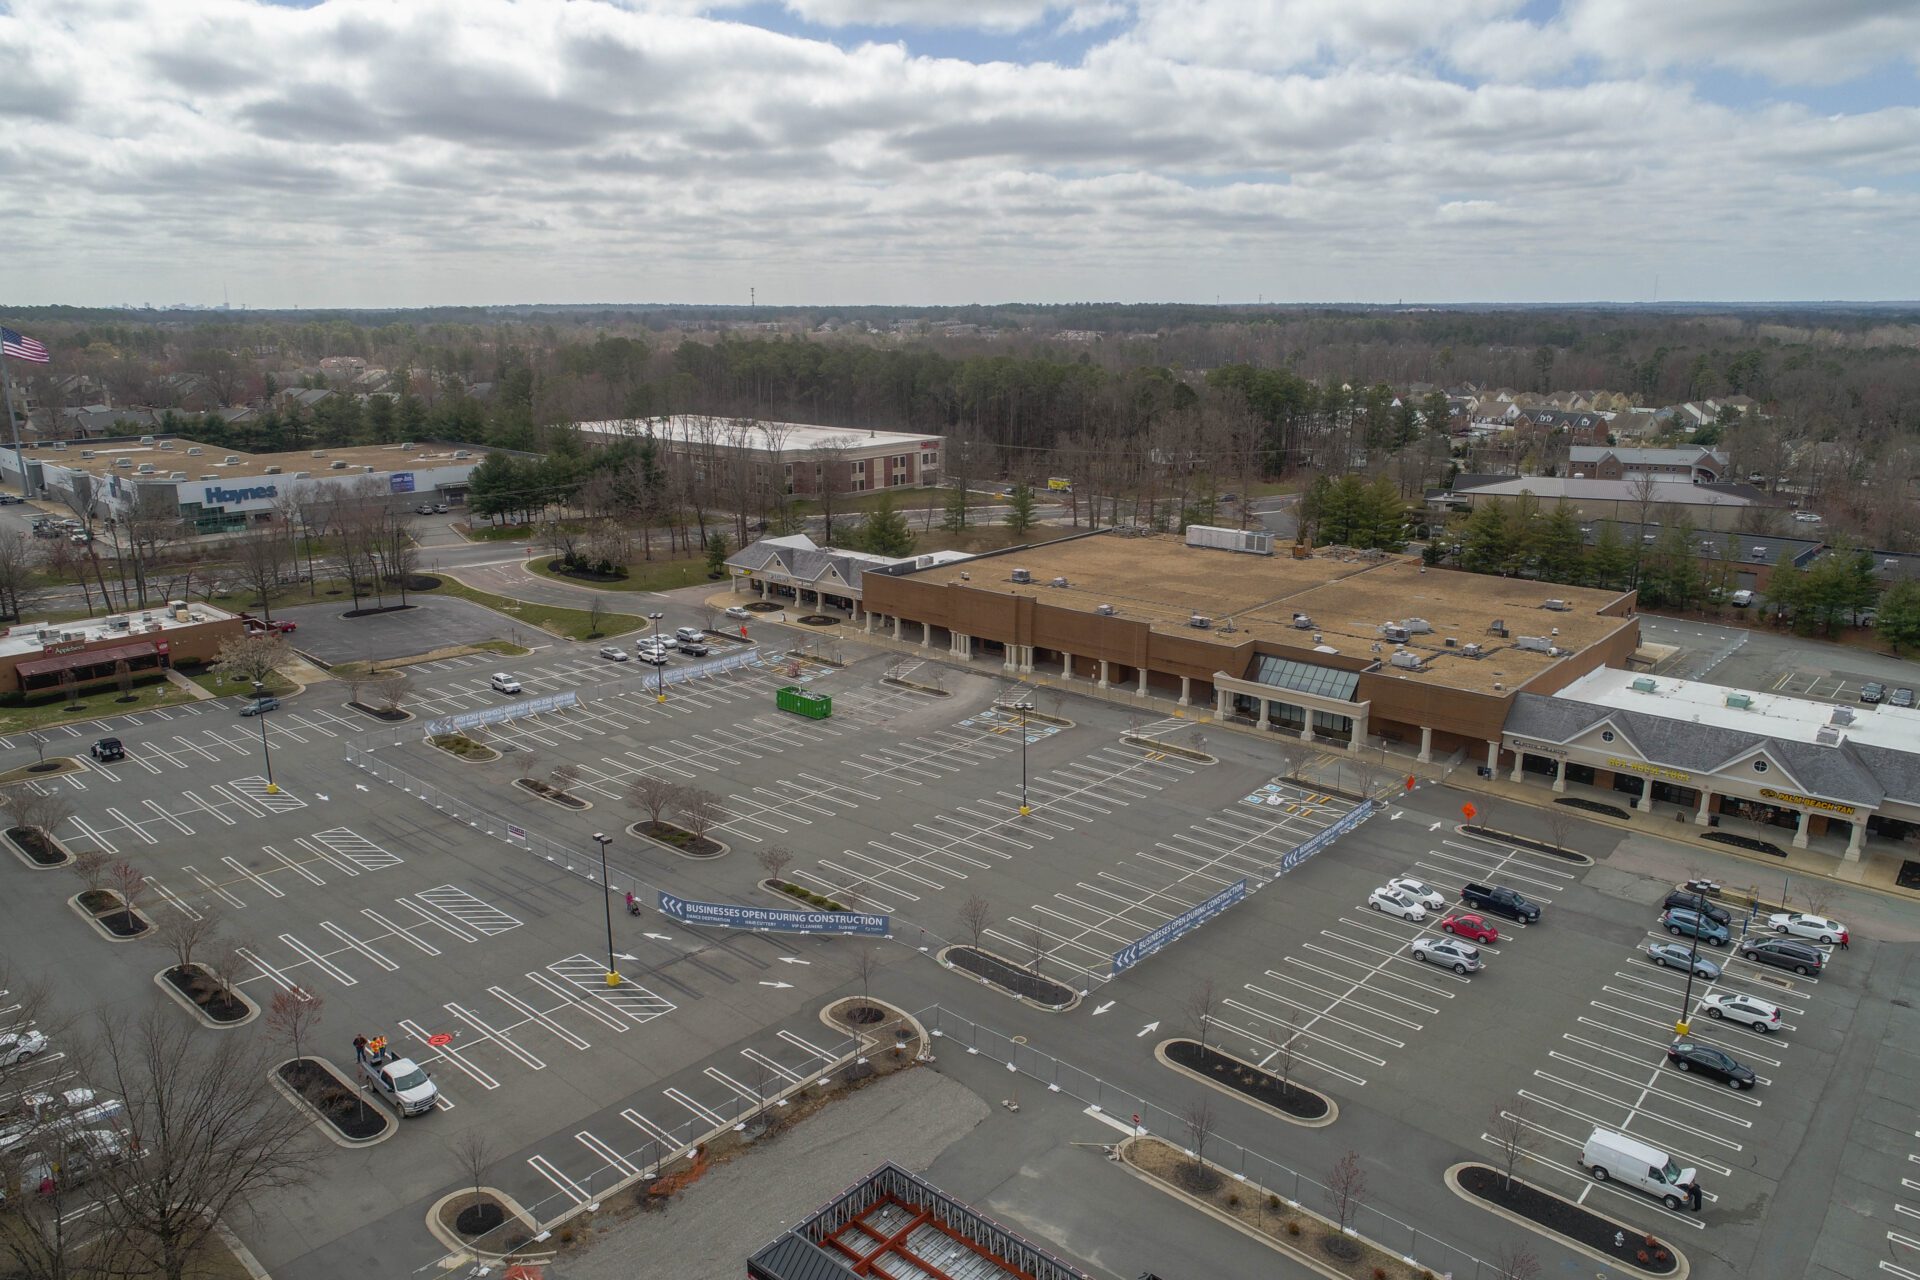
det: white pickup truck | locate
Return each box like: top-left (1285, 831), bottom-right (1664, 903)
top-left (359, 1050), bottom-right (439, 1116)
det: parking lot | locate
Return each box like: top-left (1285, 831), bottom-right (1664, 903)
top-left (3, 614), bottom-right (1918, 1280)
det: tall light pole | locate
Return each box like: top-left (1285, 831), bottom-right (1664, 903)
top-left (251, 679), bottom-right (279, 794)
top-left (1011, 700), bottom-right (1034, 817)
top-left (649, 611), bottom-right (666, 704)
top-left (594, 832), bottom-right (621, 987)
top-left (1673, 877), bottom-right (1719, 1036)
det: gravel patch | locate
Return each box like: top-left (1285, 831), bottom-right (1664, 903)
top-left (561, 1067), bottom-right (989, 1280)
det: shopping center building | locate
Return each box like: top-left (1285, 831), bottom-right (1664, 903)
top-left (1502, 668), bottom-right (1920, 861)
top-left (859, 530), bottom-right (1641, 765)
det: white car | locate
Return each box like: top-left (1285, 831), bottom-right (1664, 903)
top-left (1387, 877), bottom-right (1445, 911)
top-left (1408, 937), bottom-right (1482, 974)
top-left (1701, 991), bottom-right (1782, 1034)
top-left (725, 606), bottom-right (752, 620)
top-left (1792, 511), bottom-right (1823, 523)
top-left (674, 626), bottom-right (705, 644)
top-left (1766, 912), bottom-right (1848, 945)
top-left (598, 645), bottom-right (629, 662)
top-left (489, 673), bottom-right (522, 694)
top-left (0, 1029), bottom-right (49, 1068)
top-left (1368, 887), bottom-right (1427, 921)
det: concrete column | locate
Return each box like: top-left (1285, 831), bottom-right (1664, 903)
top-left (1256, 700), bottom-right (1270, 731)
top-left (1136, 668), bottom-right (1148, 696)
top-left (891, 615), bottom-right (901, 640)
top-left (1695, 789), bottom-right (1712, 826)
top-left (731, 574), bottom-right (741, 595)
top-left (1417, 726), bottom-right (1433, 764)
top-left (1552, 759), bottom-right (1567, 793)
top-left (1019, 646), bottom-right (1034, 674)
top-left (1845, 820), bottom-right (1865, 862)
top-left (1098, 660), bottom-right (1110, 690)
top-left (1346, 730), bottom-right (1362, 755)
top-left (1179, 675), bottom-right (1191, 707)
top-left (1002, 644), bottom-right (1017, 673)
top-left (919, 623), bottom-right (932, 650)
top-left (1635, 782), bottom-right (1653, 813)
top-left (864, 612), bottom-right (875, 635)
top-left (1061, 653), bottom-right (1073, 682)
top-left (1510, 753), bottom-right (1526, 784)
top-left (1486, 741), bottom-right (1500, 775)
top-left (1215, 687), bottom-right (1229, 718)
top-left (1792, 807), bottom-right (1810, 849)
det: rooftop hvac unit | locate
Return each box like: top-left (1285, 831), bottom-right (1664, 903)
top-left (311, 450), bottom-right (326, 458)
top-left (1487, 619), bottom-right (1509, 637)
top-left (1462, 642), bottom-right (1483, 657)
top-left (167, 599), bottom-right (185, 611)
top-left (1402, 617), bottom-right (1433, 634)
top-left (1184, 524), bottom-right (1273, 555)
top-left (1725, 693), bottom-right (1752, 709)
top-left (1389, 649), bottom-right (1423, 669)
top-left (1830, 707), bottom-right (1856, 726)
top-left (104, 615), bottom-right (128, 630)
top-left (1541, 599), bottom-right (1571, 612)
top-left (1444, 637), bottom-right (1458, 647)
top-left (157, 440), bottom-right (173, 450)
top-left (1011, 568), bottom-right (1032, 583)
top-left (293, 471), bottom-right (309, 479)
top-left (186, 447), bottom-right (203, 456)
top-left (400, 441), bottom-right (414, 450)
top-left (1049, 576), bottom-right (1068, 588)
top-left (263, 466), bottom-right (281, 475)
top-left (51, 441), bottom-right (65, 449)
top-left (114, 458), bottom-right (132, 468)
top-left (223, 455), bottom-right (239, 464)
top-left (139, 435), bottom-right (154, 445)
top-left (1513, 634), bottom-right (1553, 653)
top-left (454, 450), bottom-right (471, 459)
top-left (174, 609), bottom-right (190, 622)
top-left (1816, 726), bottom-right (1840, 745)
top-left (1188, 614), bottom-right (1212, 629)
top-left (1751, 547), bottom-right (1767, 559)
top-left (1292, 613), bottom-right (1313, 629)
top-left (136, 463), bottom-right (154, 473)
top-left (362, 465), bottom-right (374, 473)
top-left (168, 472), bottom-right (185, 481)
top-left (1630, 676), bottom-right (1657, 692)
top-left (1312, 632), bottom-right (1323, 644)
top-left (200, 474), bottom-right (218, 480)
top-left (80, 450), bottom-right (94, 459)
top-left (1095, 603), bottom-right (1116, 616)
top-left (1380, 624), bottom-right (1410, 643)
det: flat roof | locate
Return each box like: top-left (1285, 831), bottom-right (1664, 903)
top-left (932, 533), bottom-right (1631, 693)
top-left (1460, 477), bottom-right (1756, 506)
top-left (1556, 667), bottom-right (1920, 754)
top-left (28, 438), bottom-right (486, 480)
top-left (576, 414), bottom-right (940, 453)
top-left (0, 604), bottom-right (236, 660)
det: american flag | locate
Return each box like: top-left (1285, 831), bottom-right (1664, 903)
top-left (0, 327), bottom-right (49, 363)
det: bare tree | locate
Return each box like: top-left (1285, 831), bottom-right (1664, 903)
top-left (548, 762), bottom-right (582, 797)
top-left (1021, 921), bottom-right (1048, 976)
top-left (152, 904), bottom-right (222, 973)
top-left (211, 630), bottom-right (290, 690)
top-left (1186, 977), bottom-right (1218, 1051)
top-left (70, 848), bottom-right (109, 896)
top-left (1324, 1151), bottom-right (1368, 1236)
top-left (756, 844), bottom-right (795, 885)
top-left (627, 774), bottom-right (681, 828)
top-left (1542, 803), bottom-right (1575, 854)
top-left (1271, 1006), bottom-right (1299, 1098)
top-left (1180, 1096), bottom-right (1218, 1182)
top-left (89, 1009), bottom-right (317, 1280)
top-left (232, 528), bottom-right (291, 621)
top-left (1490, 1240), bottom-right (1543, 1280)
top-left (264, 985), bottom-right (324, 1064)
top-left (106, 859), bottom-right (146, 931)
top-left (852, 947), bottom-right (881, 999)
top-left (678, 787), bottom-right (721, 842)
top-left (956, 893), bottom-right (992, 952)
top-left (1798, 879), bottom-right (1839, 917)
top-left (25, 729), bottom-right (47, 767)
top-left (1488, 1100), bottom-right (1534, 1192)
top-left (449, 1130), bottom-right (496, 1206)
top-left (208, 934), bottom-right (254, 1005)
top-left (0, 528), bottom-right (42, 621)
top-left (0, 782), bottom-right (72, 842)
top-left (587, 595), bottom-right (607, 638)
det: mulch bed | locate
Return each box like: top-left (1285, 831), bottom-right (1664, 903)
top-left (346, 701), bottom-right (410, 721)
top-left (1464, 824), bottom-right (1589, 862)
top-left (7, 824), bottom-right (67, 866)
top-left (543, 559), bottom-right (630, 583)
top-left (1703, 831), bottom-right (1786, 856)
top-left (79, 889), bottom-right (149, 937)
top-left (743, 601), bottom-right (782, 612)
top-left (767, 878), bottom-right (845, 910)
top-left (515, 778), bottom-right (588, 809)
top-left (1457, 1164), bottom-right (1679, 1274)
top-left (947, 946), bottom-right (1075, 1006)
top-left (277, 1059), bottom-right (389, 1140)
top-left (1900, 860), bottom-right (1920, 892)
top-left (797, 614), bottom-right (837, 626)
top-left (1553, 796), bottom-right (1632, 819)
top-left (1164, 1039), bottom-right (1329, 1120)
top-left (631, 818), bottom-right (722, 857)
top-left (163, 963), bottom-right (250, 1023)
top-left (342, 604), bottom-right (418, 618)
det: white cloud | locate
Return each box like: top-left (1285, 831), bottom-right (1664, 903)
top-left (1127, 0), bottom-right (1524, 71)
top-left (1, 0), bottom-right (1916, 306)
top-left (1562, 0), bottom-right (1920, 85)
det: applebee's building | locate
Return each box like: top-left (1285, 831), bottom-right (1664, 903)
top-left (6, 437), bottom-right (498, 535)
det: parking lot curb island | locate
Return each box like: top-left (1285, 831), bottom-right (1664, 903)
top-left (1441, 1161), bottom-right (1690, 1280)
top-left (1152, 1039), bottom-right (1337, 1129)
top-left (422, 1185), bottom-right (550, 1269)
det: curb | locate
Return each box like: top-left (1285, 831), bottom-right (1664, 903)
top-left (268, 1057), bottom-right (396, 1149)
top-left (511, 777), bottom-right (594, 810)
top-left (632, 821), bottom-right (730, 860)
top-left (153, 965), bottom-right (260, 1030)
top-left (1152, 1039), bottom-right (1336, 1129)
top-left (935, 943), bottom-right (1081, 1013)
top-left (1442, 1161), bottom-right (1689, 1280)
top-left (423, 1186), bottom-right (550, 1267)
top-left (67, 892), bottom-right (152, 942)
top-left (3, 825), bottom-right (73, 870)
top-left (212, 1218), bottom-right (273, 1280)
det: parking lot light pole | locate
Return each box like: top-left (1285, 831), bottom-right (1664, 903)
top-left (594, 832), bottom-right (621, 987)
top-left (1011, 701), bottom-right (1034, 816)
top-left (251, 679), bottom-right (279, 794)
top-left (649, 612), bottom-right (666, 704)
top-left (1674, 878), bottom-right (1718, 1036)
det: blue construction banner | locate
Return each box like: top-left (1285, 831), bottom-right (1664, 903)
top-left (425, 690), bottom-right (577, 738)
top-left (1274, 801), bottom-right (1374, 879)
top-left (657, 890), bottom-right (889, 936)
top-left (1112, 879), bottom-right (1247, 974)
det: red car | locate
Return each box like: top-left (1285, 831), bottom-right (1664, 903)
top-left (240, 614), bottom-right (296, 634)
top-left (1438, 912), bottom-right (1499, 943)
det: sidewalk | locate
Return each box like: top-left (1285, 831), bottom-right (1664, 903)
top-left (706, 589), bottom-right (1920, 906)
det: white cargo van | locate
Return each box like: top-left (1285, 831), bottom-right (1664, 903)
top-left (1582, 1128), bottom-right (1696, 1210)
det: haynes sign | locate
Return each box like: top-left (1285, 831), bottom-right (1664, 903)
top-left (202, 483), bottom-right (279, 506)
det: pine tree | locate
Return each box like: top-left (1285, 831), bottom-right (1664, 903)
top-left (940, 486), bottom-right (970, 533)
top-left (860, 495), bottom-right (916, 557)
top-left (1003, 484), bottom-right (1037, 536)
top-left (1876, 579), bottom-right (1920, 653)
top-left (705, 532), bottom-right (731, 578)
top-left (1587, 520), bottom-right (1631, 589)
top-left (1460, 498), bottom-right (1513, 575)
top-left (1534, 505), bottom-right (1585, 584)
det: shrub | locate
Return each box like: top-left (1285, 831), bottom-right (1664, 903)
top-left (1637, 1250), bottom-right (1650, 1264)
top-left (1227, 1192), bottom-right (1240, 1207)
top-left (1286, 1221), bottom-right (1301, 1237)
top-left (1267, 1194), bottom-right (1281, 1210)
top-left (1373, 1269), bottom-right (1388, 1280)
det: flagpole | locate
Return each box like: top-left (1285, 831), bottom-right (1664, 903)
top-left (0, 359), bottom-right (27, 500)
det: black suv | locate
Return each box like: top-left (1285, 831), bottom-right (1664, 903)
top-left (1739, 936), bottom-right (1824, 976)
top-left (1861, 682), bottom-right (1887, 704)
top-left (89, 737), bottom-right (125, 763)
top-left (1662, 890), bottom-right (1731, 925)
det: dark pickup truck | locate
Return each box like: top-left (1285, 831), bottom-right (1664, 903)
top-left (1460, 882), bottom-right (1541, 923)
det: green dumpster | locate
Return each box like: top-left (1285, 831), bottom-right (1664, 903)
top-left (776, 685), bottom-right (832, 720)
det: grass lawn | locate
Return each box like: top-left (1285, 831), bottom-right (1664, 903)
top-left (181, 668), bottom-right (299, 699)
top-left (469, 638), bottom-right (534, 656)
top-left (456, 522), bottom-right (538, 541)
top-left (523, 554), bottom-right (721, 593)
top-left (0, 680), bottom-right (204, 734)
top-left (425, 575), bottom-right (645, 641)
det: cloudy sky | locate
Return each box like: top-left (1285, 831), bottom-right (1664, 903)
top-left (4, 0), bottom-right (1917, 307)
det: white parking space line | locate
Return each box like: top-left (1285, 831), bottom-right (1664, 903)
top-left (395, 898), bottom-right (476, 943)
top-left (664, 1087), bottom-right (727, 1127)
top-left (265, 845), bottom-right (326, 885)
top-left (402, 1017), bottom-right (499, 1090)
top-left (319, 922), bottom-right (397, 971)
top-left (445, 1002), bottom-right (545, 1070)
top-left (621, 1107), bottom-right (685, 1152)
top-left (525, 972), bottom-right (628, 1031)
top-left (280, 934), bottom-right (356, 986)
top-left (416, 885), bottom-right (522, 935)
top-left (143, 876), bottom-right (202, 921)
top-left (576, 1130), bottom-right (639, 1177)
top-left (360, 908), bottom-right (440, 955)
top-left (489, 986), bottom-right (591, 1051)
top-left (186, 867), bottom-right (247, 909)
top-left (222, 856), bottom-right (285, 899)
